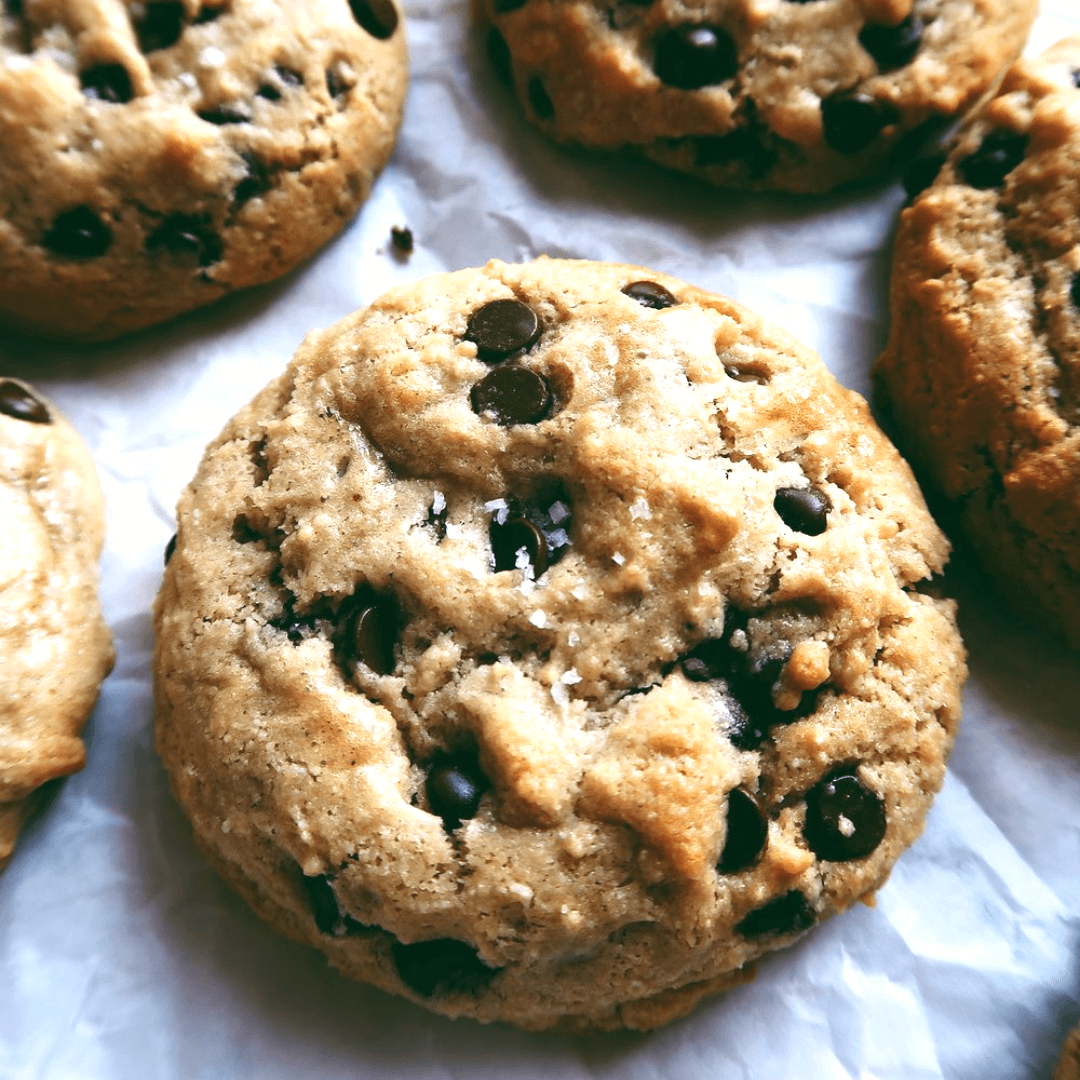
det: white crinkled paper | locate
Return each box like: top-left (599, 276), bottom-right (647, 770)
top-left (2, 3), bottom-right (1079, 1077)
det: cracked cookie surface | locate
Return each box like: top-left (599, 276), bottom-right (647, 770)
top-left (1, 379), bottom-right (113, 873)
top-left (476, 0), bottom-right (1035, 193)
top-left (0, 0), bottom-right (407, 341)
top-left (154, 258), bottom-right (965, 1030)
top-left (875, 35), bottom-right (1080, 648)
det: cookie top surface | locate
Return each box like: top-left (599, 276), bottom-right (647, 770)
top-left (154, 258), bottom-right (965, 1030)
top-left (874, 34), bottom-right (1080, 647)
top-left (477, 0), bottom-right (1036, 193)
top-left (0, 379), bottom-right (114, 872)
top-left (0, 0), bottom-right (407, 342)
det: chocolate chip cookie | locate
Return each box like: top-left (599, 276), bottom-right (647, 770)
top-left (1, 380), bottom-right (114, 873)
top-left (1059, 1023), bottom-right (1080, 1080)
top-left (0, 0), bottom-right (407, 342)
top-left (154, 258), bottom-right (965, 1030)
top-left (875, 34), bottom-right (1080, 648)
top-left (477, 0), bottom-right (1035, 193)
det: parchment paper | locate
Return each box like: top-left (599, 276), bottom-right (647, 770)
top-left (2, 3), bottom-right (1079, 1077)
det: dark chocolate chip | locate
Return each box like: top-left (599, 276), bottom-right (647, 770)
top-left (234, 153), bottom-right (271, 204)
top-left (680, 637), bottom-right (725, 682)
top-left (466, 298), bottom-right (541, 361)
top-left (487, 26), bottom-right (513, 86)
top-left (301, 873), bottom-right (343, 935)
top-left (194, 4), bottom-right (226, 22)
top-left (197, 103), bottom-right (249, 125)
top-left (470, 367), bottom-right (553, 426)
top-left (902, 151), bottom-right (946, 200)
top-left (231, 514), bottom-right (262, 544)
top-left (43, 207), bottom-right (112, 259)
top-left (80, 63), bottom-right (134, 103)
top-left (348, 0), bottom-right (399, 39)
top-left (858, 14), bottom-right (923, 71)
top-left (494, 0), bottom-right (529, 10)
top-left (718, 788), bottom-right (768, 874)
top-left (491, 516), bottom-right (548, 576)
top-left (257, 83), bottom-right (282, 101)
top-left (804, 764), bottom-right (887, 862)
top-left (821, 94), bottom-right (895, 154)
top-left (1071, 273), bottom-right (1080, 310)
top-left (164, 533), bottom-right (177, 566)
top-left (135, 2), bottom-right (186, 52)
top-left (736, 890), bottom-right (815, 938)
top-left (653, 25), bottom-right (737, 90)
top-left (0, 380), bottom-right (50, 424)
top-left (391, 224), bottom-right (413, 253)
top-left (392, 938), bottom-right (498, 997)
top-left (426, 755), bottom-right (487, 830)
top-left (774, 486), bottom-right (830, 536)
top-left (146, 214), bottom-right (222, 268)
top-left (341, 596), bottom-right (399, 676)
top-left (957, 130), bottom-right (1028, 189)
top-left (527, 76), bottom-right (554, 120)
top-left (622, 280), bottom-right (676, 309)
top-left (6, 0), bottom-right (24, 13)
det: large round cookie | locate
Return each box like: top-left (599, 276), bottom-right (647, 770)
top-left (477, 0), bottom-right (1035, 193)
top-left (875, 35), bottom-right (1080, 648)
top-left (154, 258), bottom-right (965, 1030)
top-left (0, 0), bottom-right (407, 342)
top-left (1, 379), bottom-right (114, 873)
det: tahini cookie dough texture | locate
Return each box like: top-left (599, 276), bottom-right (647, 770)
top-left (0, 0), bottom-right (407, 342)
top-left (875, 35), bottom-right (1080, 648)
top-left (0, 379), bottom-right (113, 873)
top-left (154, 259), bottom-right (966, 1031)
top-left (475, 0), bottom-right (1036, 193)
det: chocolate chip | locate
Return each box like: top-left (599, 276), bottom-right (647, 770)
top-left (471, 367), bottom-right (553, 426)
top-left (957, 130), bottom-right (1028, 189)
top-left (164, 533), bottom-right (177, 566)
top-left (774, 486), bottom-right (830, 536)
top-left (80, 64), bottom-right (133, 103)
top-left (653, 25), bottom-right (737, 90)
top-left (43, 207), bottom-right (112, 258)
top-left (902, 151), bottom-right (946, 199)
top-left (231, 514), bottom-right (262, 544)
top-left (348, 0), bottom-right (398, 39)
top-left (339, 594), bottom-right (399, 676)
top-left (427, 494), bottom-right (448, 539)
top-left (736, 891), bottom-right (815, 938)
top-left (6, 0), bottom-right (24, 13)
top-left (426, 755), bottom-right (487, 830)
top-left (466, 298), bottom-right (541, 361)
top-left (718, 788), bottom-right (768, 874)
top-left (197, 104), bottom-right (249, 125)
top-left (325, 67), bottom-right (350, 100)
top-left (1071, 273), bottom-right (1080, 310)
top-left (302, 873), bottom-right (343, 935)
top-left (804, 764), bottom-right (886, 862)
top-left (135, 2), bottom-right (185, 52)
top-left (821, 94), bottom-right (895, 154)
top-left (622, 280), bottom-right (676, 309)
top-left (234, 153), bottom-right (271, 205)
top-left (0, 380), bottom-right (50, 424)
top-left (487, 26), bottom-right (513, 86)
top-left (147, 215), bottom-right (222, 268)
top-left (494, 0), bottom-right (529, 9)
top-left (392, 938), bottom-right (498, 997)
top-left (391, 224), bottom-right (413, 254)
top-left (527, 76), bottom-right (554, 120)
top-left (194, 4), bottom-right (225, 22)
top-left (491, 516), bottom-right (548, 576)
top-left (859, 14), bottom-right (923, 71)
top-left (257, 83), bottom-right (282, 101)
top-left (724, 364), bottom-right (766, 383)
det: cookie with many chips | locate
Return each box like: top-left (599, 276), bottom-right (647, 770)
top-left (154, 258), bottom-right (965, 1030)
top-left (0, 0), bottom-right (407, 341)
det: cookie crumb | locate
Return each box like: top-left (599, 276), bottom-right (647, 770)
top-left (391, 224), bottom-right (413, 256)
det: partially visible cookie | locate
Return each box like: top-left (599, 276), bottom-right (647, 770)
top-left (0, 379), bottom-right (114, 872)
top-left (154, 258), bottom-right (965, 1030)
top-left (874, 35), bottom-right (1080, 648)
top-left (0, 0), bottom-right (407, 342)
top-left (1058, 1023), bottom-right (1080, 1080)
top-left (476, 0), bottom-right (1035, 193)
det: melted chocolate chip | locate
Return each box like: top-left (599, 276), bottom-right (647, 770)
top-left (392, 938), bottom-right (498, 997)
top-left (231, 514), bottom-right (262, 544)
top-left (135, 2), bottom-right (185, 52)
top-left (338, 593), bottom-right (399, 676)
top-left (348, 0), bottom-right (399, 39)
top-left (736, 890), bottom-right (815, 938)
top-left (774, 486), bottom-right (830, 536)
top-left (194, 4), bottom-right (225, 22)
top-left (197, 104), bottom-right (249, 125)
top-left (302, 873), bottom-right (343, 935)
top-left (391, 224), bottom-right (413, 254)
top-left (234, 153), bottom-right (271, 204)
top-left (527, 76), bottom-right (554, 120)
top-left (902, 151), bottom-right (946, 200)
top-left (1071, 273), bottom-right (1080, 310)
top-left (718, 788), bottom-right (768, 874)
top-left (804, 764), bottom-right (886, 862)
top-left (43, 207), bottom-right (112, 258)
top-left (164, 533), bottom-right (177, 566)
top-left (957, 130), bottom-right (1028, 189)
top-left (80, 63), bottom-right (133, 103)
top-left (859, 14), bottom-right (923, 71)
top-left (6, 0), bottom-right (24, 13)
top-left (488, 486), bottom-right (573, 576)
top-left (426, 754), bottom-right (487, 830)
top-left (487, 26), bottom-right (513, 86)
top-left (466, 298), bottom-right (541, 361)
top-left (494, 0), bottom-right (529, 9)
top-left (0, 380), bottom-right (50, 424)
top-left (491, 516), bottom-right (548, 576)
top-left (653, 24), bottom-right (737, 90)
top-left (622, 280), bottom-right (676, 309)
top-left (147, 215), bottom-right (222, 268)
top-left (470, 367), bottom-right (553, 425)
top-left (821, 94), bottom-right (895, 154)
